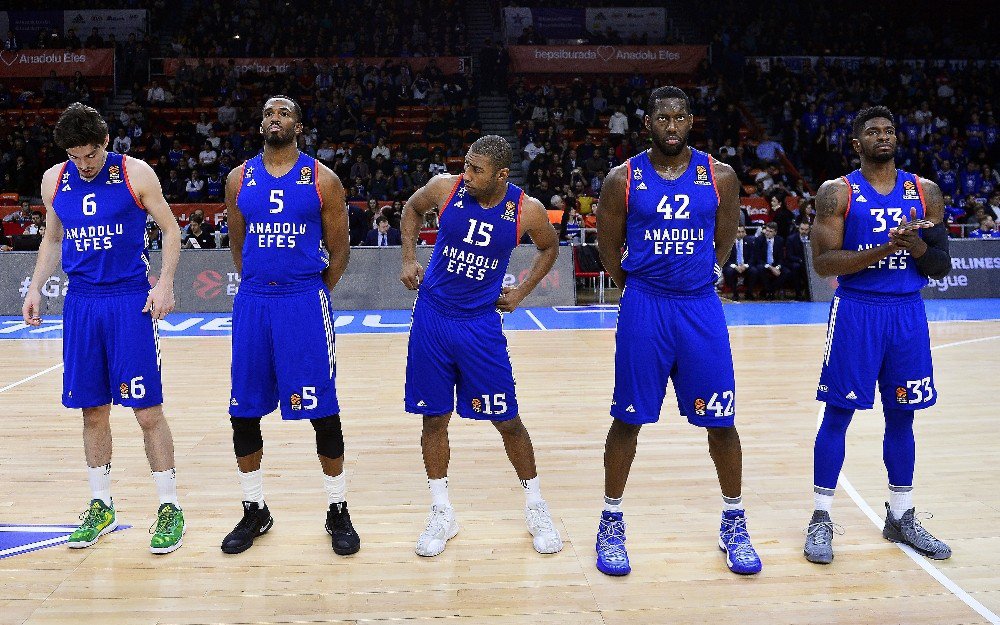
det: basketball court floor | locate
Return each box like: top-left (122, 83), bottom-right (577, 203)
top-left (1, 299), bottom-right (999, 625)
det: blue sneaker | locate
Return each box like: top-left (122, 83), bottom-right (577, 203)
top-left (718, 509), bottom-right (762, 575)
top-left (596, 510), bottom-right (630, 576)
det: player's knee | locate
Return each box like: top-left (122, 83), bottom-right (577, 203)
top-left (311, 414), bottom-right (344, 459)
top-left (610, 418), bottom-right (642, 438)
top-left (133, 405), bottom-right (165, 431)
top-left (231, 416), bottom-right (263, 457)
top-left (422, 413), bottom-right (451, 435)
top-left (491, 415), bottom-right (523, 435)
top-left (706, 424), bottom-right (738, 441)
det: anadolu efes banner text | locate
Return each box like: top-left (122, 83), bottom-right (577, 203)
top-left (0, 48), bottom-right (114, 77)
top-left (507, 45), bottom-right (706, 74)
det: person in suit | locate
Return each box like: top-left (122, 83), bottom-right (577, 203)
top-left (722, 225), bottom-right (761, 300)
top-left (752, 221), bottom-right (787, 299)
top-left (365, 216), bottom-right (402, 246)
top-left (785, 221), bottom-right (811, 300)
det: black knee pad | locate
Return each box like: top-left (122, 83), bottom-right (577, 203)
top-left (311, 414), bottom-right (344, 459)
top-left (231, 416), bottom-right (263, 457)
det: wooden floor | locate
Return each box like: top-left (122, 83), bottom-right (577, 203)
top-left (1, 320), bottom-right (999, 625)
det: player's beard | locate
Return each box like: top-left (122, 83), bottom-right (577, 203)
top-left (652, 133), bottom-right (687, 157)
top-left (264, 127), bottom-right (296, 148)
top-left (865, 148), bottom-right (895, 163)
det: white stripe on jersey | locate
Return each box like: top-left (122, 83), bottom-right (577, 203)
top-left (319, 289), bottom-right (335, 379)
top-left (823, 296), bottom-right (840, 366)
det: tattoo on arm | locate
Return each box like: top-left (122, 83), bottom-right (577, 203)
top-left (815, 182), bottom-right (839, 218)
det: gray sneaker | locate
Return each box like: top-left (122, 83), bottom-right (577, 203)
top-left (882, 502), bottom-right (951, 560)
top-left (804, 510), bottom-right (841, 564)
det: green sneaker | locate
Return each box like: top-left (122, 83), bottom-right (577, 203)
top-left (149, 503), bottom-right (185, 554)
top-left (67, 499), bottom-right (117, 549)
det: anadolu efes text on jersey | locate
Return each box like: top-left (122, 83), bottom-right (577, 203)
top-left (236, 152), bottom-right (328, 288)
top-left (52, 152), bottom-right (150, 294)
top-left (621, 149), bottom-right (720, 296)
top-left (420, 176), bottom-right (523, 317)
top-left (838, 169), bottom-right (929, 295)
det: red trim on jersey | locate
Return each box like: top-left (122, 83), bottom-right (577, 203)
top-left (313, 158), bottom-right (323, 208)
top-left (515, 190), bottom-right (524, 245)
top-left (707, 156), bottom-right (721, 204)
top-left (623, 158), bottom-right (631, 214)
top-left (913, 174), bottom-right (927, 219)
top-left (841, 175), bottom-right (852, 219)
top-left (121, 155), bottom-right (147, 211)
top-left (51, 162), bottom-right (68, 206)
top-left (236, 162), bottom-right (247, 203)
top-left (439, 174), bottom-right (463, 218)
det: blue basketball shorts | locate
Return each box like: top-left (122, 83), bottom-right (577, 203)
top-left (404, 299), bottom-right (518, 421)
top-left (229, 281), bottom-right (340, 420)
top-left (611, 286), bottom-right (736, 427)
top-left (62, 289), bottom-right (163, 410)
top-left (817, 289), bottom-right (935, 411)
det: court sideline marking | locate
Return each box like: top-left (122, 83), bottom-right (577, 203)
top-left (0, 363), bottom-right (63, 394)
top-left (815, 334), bottom-right (1000, 625)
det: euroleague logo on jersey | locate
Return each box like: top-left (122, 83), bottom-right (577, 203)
top-left (107, 165), bottom-right (123, 184)
top-left (194, 270), bottom-right (224, 299)
top-left (290, 393), bottom-right (302, 410)
top-left (694, 165), bottom-right (712, 186)
top-left (903, 180), bottom-right (920, 201)
top-left (119, 382), bottom-right (130, 399)
top-left (693, 397), bottom-right (707, 416)
top-left (895, 386), bottom-right (909, 404)
top-left (296, 166), bottom-right (313, 185)
top-left (502, 200), bottom-right (517, 222)
top-left (471, 397), bottom-right (483, 412)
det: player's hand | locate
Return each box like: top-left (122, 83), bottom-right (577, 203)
top-left (889, 208), bottom-right (929, 258)
top-left (22, 288), bottom-right (42, 326)
top-left (495, 286), bottom-right (525, 313)
top-left (400, 260), bottom-right (424, 290)
top-left (143, 282), bottom-right (175, 320)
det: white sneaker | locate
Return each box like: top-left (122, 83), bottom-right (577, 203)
top-left (525, 500), bottom-right (563, 554)
top-left (415, 504), bottom-right (458, 557)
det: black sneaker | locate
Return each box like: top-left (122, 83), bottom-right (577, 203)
top-left (325, 502), bottom-right (361, 555)
top-left (882, 502), bottom-right (951, 560)
top-left (221, 501), bottom-right (273, 554)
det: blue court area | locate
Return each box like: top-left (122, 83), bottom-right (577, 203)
top-left (1, 299), bottom-right (998, 339)
top-left (0, 524), bottom-right (130, 559)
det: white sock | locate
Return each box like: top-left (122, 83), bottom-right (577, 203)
top-left (152, 468), bottom-right (179, 506)
top-left (722, 494), bottom-right (743, 512)
top-left (428, 477), bottom-right (450, 508)
top-left (521, 476), bottom-right (543, 507)
top-left (889, 485), bottom-right (913, 520)
top-left (324, 472), bottom-right (346, 506)
top-left (238, 469), bottom-right (264, 506)
top-left (604, 495), bottom-right (623, 513)
top-left (88, 463), bottom-right (112, 506)
top-left (814, 486), bottom-right (835, 512)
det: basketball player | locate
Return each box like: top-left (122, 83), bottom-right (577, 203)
top-left (220, 96), bottom-right (360, 556)
top-left (400, 135), bottom-right (563, 557)
top-left (22, 102), bottom-right (185, 553)
top-left (595, 86), bottom-right (762, 576)
top-left (804, 106), bottom-right (952, 564)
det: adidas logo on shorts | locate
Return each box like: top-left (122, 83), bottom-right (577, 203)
top-left (846, 391), bottom-right (857, 400)
top-left (417, 400), bottom-right (427, 407)
top-left (626, 405), bottom-right (636, 413)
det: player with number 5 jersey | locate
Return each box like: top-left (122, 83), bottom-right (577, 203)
top-left (221, 96), bottom-right (360, 557)
top-left (804, 105), bottom-right (953, 565)
top-left (23, 103), bottom-right (186, 554)
top-left (595, 86), bottom-right (762, 577)
top-left (400, 135), bottom-right (563, 558)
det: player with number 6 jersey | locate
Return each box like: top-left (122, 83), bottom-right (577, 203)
top-left (221, 96), bottom-right (360, 557)
top-left (23, 102), bottom-right (186, 554)
top-left (400, 135), bottom-right (564, 558)
top-left (595, 86), bottom-right (762, 577)
top-left (804, 105), bottom-right (953, 565)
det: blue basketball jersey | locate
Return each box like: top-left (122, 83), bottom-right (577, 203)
top-left (52, 152), bottom-right (149, 293)
top-left (420, 176), bottom-right (523, 316)
top-left (838, 169), bottom-right (928, 295)
top-left (621, 149), bottom-right (720, 296)
top-left (236, 152), bottom-right (327, 289)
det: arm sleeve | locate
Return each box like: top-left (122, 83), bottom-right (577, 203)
top-left (915, 223), bottom-right (951, 280)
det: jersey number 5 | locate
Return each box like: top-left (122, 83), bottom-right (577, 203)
top-left (270, 189), bottom-right (284, 214)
